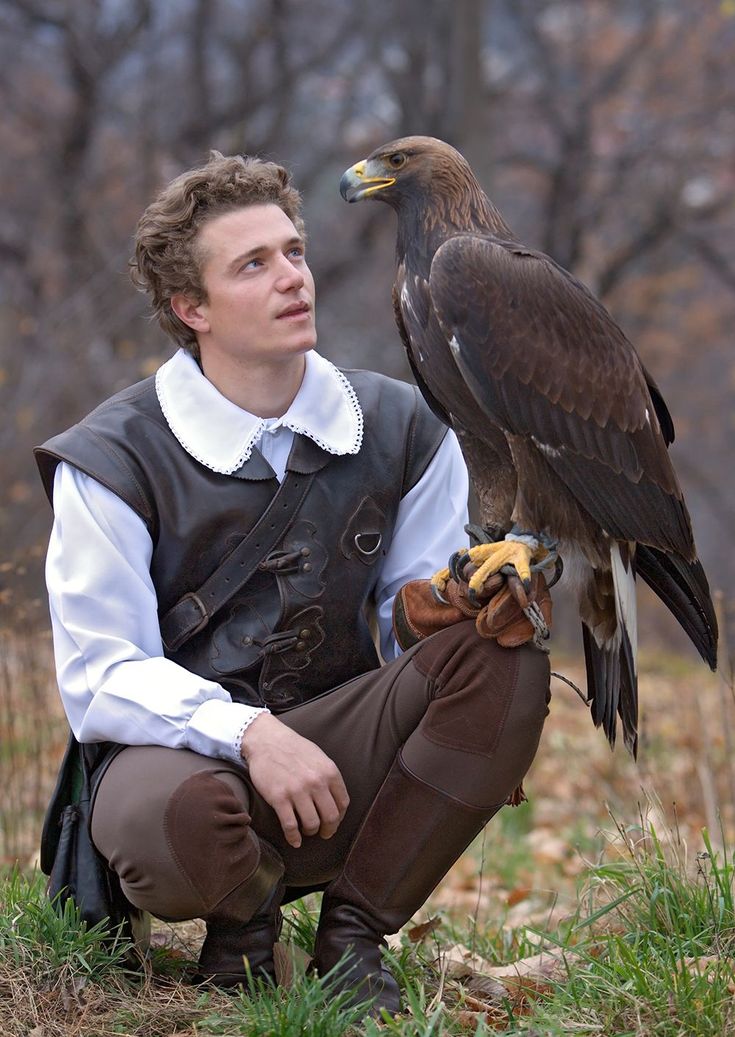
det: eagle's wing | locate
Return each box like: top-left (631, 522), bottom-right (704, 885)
top-left (392, 281), bottom-right (451, 427)
top-left (428, 234), bottom-right (694, 558)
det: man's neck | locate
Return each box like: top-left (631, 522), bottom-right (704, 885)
top-left (199, 352), bottom-right (307, 418)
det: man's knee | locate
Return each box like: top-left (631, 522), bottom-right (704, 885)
top-left (163, 771), bottom-right (259, 904)
top-left (92, 751), bottom-right (261, 920)
top-left (410, 623), bottom-right (550, 758)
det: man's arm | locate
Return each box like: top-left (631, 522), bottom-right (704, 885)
top-left (47, 461), bottom-right (347, 847)
top-left (373, 429), bottom-right (470, 660)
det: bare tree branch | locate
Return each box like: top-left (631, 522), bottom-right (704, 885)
top-left (681, 232), bottom-right (735, 296)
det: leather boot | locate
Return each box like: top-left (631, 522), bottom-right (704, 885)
top-left (196, 839), bottom-right (285, 989)
top-left (313, 751), bottom-right (500, 1015)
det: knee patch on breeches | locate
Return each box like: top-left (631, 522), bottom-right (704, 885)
top-left (164, 771), bottom-right (261, 913)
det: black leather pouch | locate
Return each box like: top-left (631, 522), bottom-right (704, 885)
top-left (41, 732), bottom-right (146, 948)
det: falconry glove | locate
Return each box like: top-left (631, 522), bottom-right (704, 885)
top-left (393, 565), bottom-right (552, 652)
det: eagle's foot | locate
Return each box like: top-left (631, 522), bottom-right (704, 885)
top-left (461, 535), bottom-right (550, 597)
top-left (467, 540), bottom-right (537, 595)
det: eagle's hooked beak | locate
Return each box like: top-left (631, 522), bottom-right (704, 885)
top-left (340, 159), bottom-right (396, 202)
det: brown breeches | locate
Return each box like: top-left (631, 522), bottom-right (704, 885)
top-left (90, 623), bottom-right (550, 922)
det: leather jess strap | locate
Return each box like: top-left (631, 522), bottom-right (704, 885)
top-left (159, 470), bottom-right (317, 653)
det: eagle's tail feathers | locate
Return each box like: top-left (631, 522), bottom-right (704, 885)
top-left (610, 541), bottom-right (639, 757)
top-left (583, 625), bottom-right (618, 750)
top-left (619, 620), bottom-right (638, 759)
top-left (610, 541), bottom-right (638, 673)
top-left (582, 623), bottom-right (638, 757)
top-left (635, 545), bottom-right (718, 670)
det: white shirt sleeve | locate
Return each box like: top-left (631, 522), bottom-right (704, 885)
top-left (374, 430), bottom-right (470, 660)
top-left (46, 462), bottom-right (266, 763)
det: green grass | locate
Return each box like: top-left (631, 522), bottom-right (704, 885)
top-left (2, 812), bottom-right (735, 1036)
top-left (196, 965), bottom-right (373, 1036)
top-left (505, 822), bottom-right (735, 1035)
top-left (0, 868), bottom-right (134, 982)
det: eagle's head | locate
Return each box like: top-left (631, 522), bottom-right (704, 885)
top-left (339, 135), bottom-right (474, 208)
top-left (339, 136), bottom-right (510, 247)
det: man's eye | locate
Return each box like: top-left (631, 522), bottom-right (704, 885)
top-left (241, 258), bottom-right (261, 271)
top-left (289, 247), bottom-right (304, 259)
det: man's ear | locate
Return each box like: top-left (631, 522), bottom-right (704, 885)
top-left (171, 294), bottom-right (210, 334)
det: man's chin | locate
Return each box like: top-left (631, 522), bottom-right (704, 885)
top-left (287, 331), bottom-right (318, 354)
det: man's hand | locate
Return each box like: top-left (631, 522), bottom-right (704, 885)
top-left (240, 713), bottom-right (349, 849)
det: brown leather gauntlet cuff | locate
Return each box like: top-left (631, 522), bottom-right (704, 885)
top-left (393, 579), bottom-right (481, 651)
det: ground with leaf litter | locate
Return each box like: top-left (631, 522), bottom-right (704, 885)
top-left (4, 649), bottom-right (734, 1036)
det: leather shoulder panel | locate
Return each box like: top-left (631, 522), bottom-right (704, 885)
top-left (34, 377), bottom-right (161, 527)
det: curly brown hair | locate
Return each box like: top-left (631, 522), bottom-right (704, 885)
top-left (131, 151), bottom-right (304, 355)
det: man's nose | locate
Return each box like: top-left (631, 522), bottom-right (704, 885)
top-left (275, 256), bottom-right (305, 291)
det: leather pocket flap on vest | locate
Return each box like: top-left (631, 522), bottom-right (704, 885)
top-left (340, 496), bottom-right (387, 567)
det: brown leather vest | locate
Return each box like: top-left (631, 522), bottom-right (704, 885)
top-left (36, 368), bottom-right (447, 712)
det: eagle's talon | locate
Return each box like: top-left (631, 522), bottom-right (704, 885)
top-left (546, 554), bottom-right (564, 588)
top-left (449, 550), bottom-right (471, 582)
top-left (430, 583), bottom-right (450, 606)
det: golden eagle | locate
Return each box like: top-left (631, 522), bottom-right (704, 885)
top-left (340, 135), bottom-right (717, 755)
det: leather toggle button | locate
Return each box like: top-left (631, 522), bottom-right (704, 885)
top-left (299, 628), bottom-right (310, 639)
top-left (300, 547), bottom-right (311, 556)
top-left (296, 641), bottom-right (306, 651)
top-left (302, 562), bottom-right (313, 572)
top-left (243, 636), bottom-right (253, 646)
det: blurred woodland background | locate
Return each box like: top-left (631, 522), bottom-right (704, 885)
top-left (1, 0), bottom-right (734, 660)
top-left (5, 14), bottom-right (735, 1029)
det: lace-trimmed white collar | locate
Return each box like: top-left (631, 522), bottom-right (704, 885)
top-left (155, 348), bottom-right (363, 475)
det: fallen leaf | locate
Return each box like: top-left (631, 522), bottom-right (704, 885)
top-left (59, 974), bottom-right (88, 1011)
top-left (273, 941), bottom-right (312, 988)
top-left (487, 949), bottom-right (577, 979)
top-left (439, 945), bottom-right (580, 1008)
top-left (506, 887), bottom-right (531, 907)
top-left (437, 944), bottom-right (510, 1001)
top-left (682, 954), bottom-right (735, 989)
top-left (483, 948), bottom-right (580, 999)
top-left (439, 942), bottom-right (494, 979)
top-left (407, 916), bottom-right (442, 943)
top-left (455, 1007), bottom-right (508, 1031)
top-left (465, 972), bottom-right (510, 1002)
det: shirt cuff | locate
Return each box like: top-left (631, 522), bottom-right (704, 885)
top-left (184, 698), bottom-right (270, 764)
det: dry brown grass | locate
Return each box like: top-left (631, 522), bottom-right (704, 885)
top-left (0, 622), bottom-right (66, 866)
top-left (0, 958), bottom-right (229, 1037)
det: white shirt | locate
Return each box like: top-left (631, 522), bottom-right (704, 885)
top-left (46, 349), bottom-right (469, 765)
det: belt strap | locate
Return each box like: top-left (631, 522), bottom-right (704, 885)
top-left (160, 470), bottom-right (316, 653)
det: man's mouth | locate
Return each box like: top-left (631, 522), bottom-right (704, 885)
top-left (277, 302), bottom-right (311, 320)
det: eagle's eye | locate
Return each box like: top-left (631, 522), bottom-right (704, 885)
top-left (387, 152), bottom-right (407, 169)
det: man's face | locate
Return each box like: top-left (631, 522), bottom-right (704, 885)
top-left (190, 204), bottom-right (317, 366)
